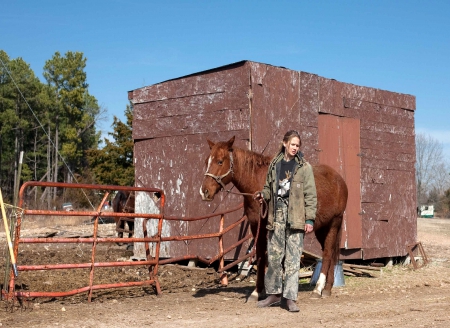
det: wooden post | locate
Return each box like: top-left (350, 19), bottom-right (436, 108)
top-left (3, 151), bottom-right (23, 291)
top-left (0, 189), bottom-right (18, 279)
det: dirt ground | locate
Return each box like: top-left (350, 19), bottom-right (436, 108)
top-left (1, 217), bottom-right (450, 328)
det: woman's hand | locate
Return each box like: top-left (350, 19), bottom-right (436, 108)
top-left (305, 223), bottom-right (314, 233)
top-left (253, 191), bottom-right (263, 204)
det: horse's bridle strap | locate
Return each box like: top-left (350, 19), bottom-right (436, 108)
top-left (204, 152), bottom-right (234, 190)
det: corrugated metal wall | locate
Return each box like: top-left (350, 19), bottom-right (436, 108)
top-left (129, 60), bottom-right (417, 260)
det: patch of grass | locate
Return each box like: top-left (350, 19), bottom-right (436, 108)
top-left (19, 215), bottom-right (91, 229)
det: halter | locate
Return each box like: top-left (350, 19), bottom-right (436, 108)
top-left (204, 151), bottom-right (234, 190)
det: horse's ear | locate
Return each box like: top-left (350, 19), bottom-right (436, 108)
top-left (227, 136), bottom-right (235, 150)
top-left (207, 139), bottom-right (215, 149)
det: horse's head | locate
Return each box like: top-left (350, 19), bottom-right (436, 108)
top-left (199, 136), bottom-right (235, 201)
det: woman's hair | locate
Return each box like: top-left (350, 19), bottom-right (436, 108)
top-left (278, 130), bottom-right (302, 153)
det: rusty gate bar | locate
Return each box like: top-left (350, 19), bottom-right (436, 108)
top-left (13, 281), bottom-right (160, 299)
top-left (88, 191), bottom-right (109, 302)
top-left (4, 181), bottom-right (165, 302)
top-left (219, 214), bottom-right (227, 285)
top-left (160, 205), bottom-right (253, 275)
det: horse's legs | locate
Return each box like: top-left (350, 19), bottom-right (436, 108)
top-left (115, 217), bottom-right (125, 246)
top-left (313, 217), bottom-right (343, 298)
top-left (125, 219), bottom-right (135, 251)
top-left (115, 218), bottom-right (123, 238)
top-left (128, 220), bottom-right (134, 238)
top-left (256, 226), bottom-right (267, 296)
top-left (247, 223), bottom-right (267, 302)
top-left (311, 229), bottom-right (326, 298)
top-left (320, 245), bottom-right (335, 297)
top-left (323, 218), bottom-right (343, 296)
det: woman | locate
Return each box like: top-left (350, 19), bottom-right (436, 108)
top-left (254, 130), bottom-right (317, 312)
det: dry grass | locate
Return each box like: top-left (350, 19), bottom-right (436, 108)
top-left (0, 215), bottom-right (92, 231)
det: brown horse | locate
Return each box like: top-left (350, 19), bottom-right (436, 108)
top-left (112, 191), bottom-right (135, 241)
top-left (200, 136), bottom-right (348, 300)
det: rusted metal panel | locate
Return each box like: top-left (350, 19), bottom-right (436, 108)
top-left (359, 148), bottom-right (415, 164)
top-left (361, 203), bottom-right (391, 221)
top-left (360, 156), bottom-right (414, 171)
top-left (361, 137), bottom-right (416, 155)
top-left (361, 167), bottom-right (387, 184)
top-left (341, 118), bottom-right (362, 249)
top-left (318, 115), bottom-right (344, 170)
top-left (342, 83), bottom-right (377, 103)
top-left (361, 183), bottom-right (392, 203)
top-left (344, 98), bottom-right (415, 129)
top-left (362, 220), bottom-right (391, 250)
top-left (130, 61), bottom-right (248, 104)
top-left (344, 97), bottom-right (377, 110)
top-left (298, 71), bottom-right (320, 164)
top-left (134, 107), bottom-right (250, 140)
top-left (250, 62), bottom-right (302, 156)
top-left (133, 65), bottom-right (250, 140)
top-left (363, 212), bottom-right (416, 258)
top-left (376, 89), bottom-right (416, 110)
top-left (361, 172), bottom-right (415, 216)
top-left (378, 106), bottom-right (415, 128)
top-left (299, 126), bottom-right (320, 165)
top-left (385, 170), bottom-right (416, 213)
top-left (359, 147), bottom-right (416, 170)
top-left (318, 77), bottom-right (344, 116)
top-left (360, 128), bottom-right (415, 145)
top-left (362, 247), bottom-right (390, 259)
top-left (361, 120), bottom-right (415, 137)
top-left (132, 92), bottom-right (248, 125)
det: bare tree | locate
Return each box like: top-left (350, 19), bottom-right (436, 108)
top-left (415, 133), bottom-right (450, 206)
top-left (433, 161), bottom-right (450, 196)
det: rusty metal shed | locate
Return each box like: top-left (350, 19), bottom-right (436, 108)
top-left (129, 60), bottom-right (417, 261)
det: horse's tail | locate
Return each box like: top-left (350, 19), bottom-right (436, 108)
top-left (333, 172), bottom-right (347, 263)
top-left (332, 214), bottom-right (344, 264)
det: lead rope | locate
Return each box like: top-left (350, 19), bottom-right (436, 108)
top-left (222, 188), bottom-right (267, 265)
top-left (223, 189), bottom-right (268, 218)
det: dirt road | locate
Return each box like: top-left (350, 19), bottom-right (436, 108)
top-left (1, 217), bottom-right (450, 327)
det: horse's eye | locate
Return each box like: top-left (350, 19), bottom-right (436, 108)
top-left (217, 160), bottom-right (223, 165)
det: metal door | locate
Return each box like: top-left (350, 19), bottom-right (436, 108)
top-left (318, 114), bottom-right (361, 249)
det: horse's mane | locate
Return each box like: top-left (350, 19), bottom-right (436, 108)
top-left (232, 146), bottom-right (272, 171)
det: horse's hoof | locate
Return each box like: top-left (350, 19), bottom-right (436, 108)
top-left (310, 290), bottom-right (322, 299)
top-left (321, 290), bottom-right (331, 298)
top-left (245, 290), bottom-right (259, 303)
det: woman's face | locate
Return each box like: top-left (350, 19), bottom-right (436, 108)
top-left (283, 136), bottom-right (300, 159)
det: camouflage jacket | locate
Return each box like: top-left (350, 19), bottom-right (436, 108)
top-left (260, 152), bottom-right (317, 230)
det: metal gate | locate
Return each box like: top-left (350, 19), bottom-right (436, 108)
top-left (1, 181), bottom-right (251, 302)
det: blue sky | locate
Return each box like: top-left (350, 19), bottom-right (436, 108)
top-left (2, 0), bottom-right (450, 159)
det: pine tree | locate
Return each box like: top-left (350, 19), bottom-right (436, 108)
top-left (0, 51), bottom-right (44, 200)
top-left (42, 51), bottom-right (101, 208)
top-left (86, 104), bottom-right (134, 186)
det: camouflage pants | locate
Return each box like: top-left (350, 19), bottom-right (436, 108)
top-left (265, 200), bottom-right (304, 300)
